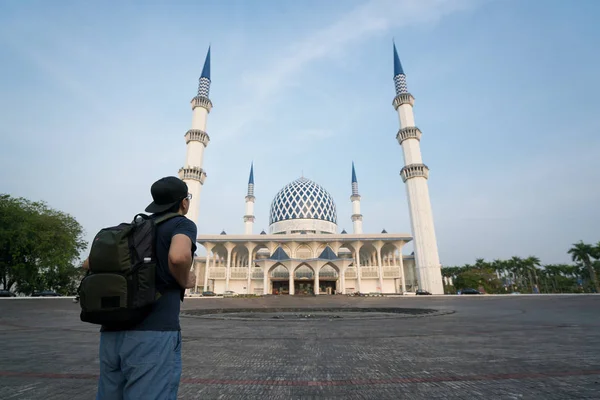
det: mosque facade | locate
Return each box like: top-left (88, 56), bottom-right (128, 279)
top-left (180, 44), bottom-right (444, 295)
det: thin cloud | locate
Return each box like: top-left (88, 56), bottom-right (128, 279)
top-left (221, 0), bottom-right (485, 138)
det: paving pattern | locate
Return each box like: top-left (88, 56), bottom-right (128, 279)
top-left (1, 295), bottom-right (599, 399)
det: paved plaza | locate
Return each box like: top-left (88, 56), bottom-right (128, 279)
top-left (1, 295), bottom-right (599, 399)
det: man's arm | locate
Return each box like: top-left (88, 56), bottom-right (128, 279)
top-left (168, 234), bottom-right (194, 288)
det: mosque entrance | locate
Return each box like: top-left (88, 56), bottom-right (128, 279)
top-left (319, 281), bottom-right (337, 295)
top-left (294, 280), bottom-right (314, 295)
top-left (272, 281), bottom-right (289, 295)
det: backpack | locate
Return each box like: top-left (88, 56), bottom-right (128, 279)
top-left (78, 212), bottom-right (181, 328)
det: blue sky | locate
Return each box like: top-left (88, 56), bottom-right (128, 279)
top-left (1, 0), bottom-right (599, 266)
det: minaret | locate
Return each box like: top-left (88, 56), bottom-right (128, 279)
top-left (244, 162), bottom-right (255, 234)
top-left (392, 43), bottom-right (443, 294)
top-left (179, 46), bottom-right (212, 227)
top-left (350, 162), bottom-right (363, 234)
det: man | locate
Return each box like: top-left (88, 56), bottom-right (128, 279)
top-left (86, 176), bottom-right (197, 400)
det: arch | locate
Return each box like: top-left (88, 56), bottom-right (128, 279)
top-left (270, 263), bottom-right (290, 280)
top-left (337, 245), bottom-right (354, 259)
top-left (276, 243), bottom-right (292, 257)
top-left (315, 243), bottom-right (332, 258)
top-left (319, 264), bottom-right (339, 279)
top-left (358, 242), bottom-right (377, 266)
top-left (294, 263), bottom-right (315, 279)
top-left (231, 244), bottom-right (249, 268)
top-left (294, 244), bottom-right (313, 260)
top-left (338, 241), bottom-right (358, 253)
top-left (253, 244), bottom-right (271, 261)
top-left (381, 242), bottom-right (399, 266)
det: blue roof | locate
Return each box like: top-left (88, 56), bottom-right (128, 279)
top-left (351, 161), bottom-right (357, 183)
top-left (318, 246), bottom-right (339, 260)
top-left (248, 162), bottom-right (254, 185)
top-left (201, 46), bottom-right (211, 79)
top-left (393, 42), bottom-right (404, 76)
top-left (269, 247), bottom-right (290, 261)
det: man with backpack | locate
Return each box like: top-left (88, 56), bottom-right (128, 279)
top-left (79, 176), bottom-right (198, 400)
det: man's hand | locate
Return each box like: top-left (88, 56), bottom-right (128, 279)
top-left (185, 270), bottom-right (197, 289)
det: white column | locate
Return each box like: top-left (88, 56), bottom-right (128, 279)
top-left (314, 266), bottom-right (320, 295)
top-left (395, 95), bottom-right (443, 294)
top-left (353, 242), bottom-right (362, 293)
top-left (246, 243), bottom-right (255, 295)
top-left (180, 100), bottom-right (210, 227)
top-left (399, 252), bottom-right (406, 294)
top-left (375, 243), bottom-right (384, 293)
top-left (289, 273), bottom-right (294, 295)
top-left (193, 260), bottom-right (200, 292)
top-left (203, 252), bottom-right (211, 291)
top-left (351, 197), bottom-right (363, 234)
top-left (263, 265), bottom-right (269, 295)
top-left (225, 243), bottom-right (234, 291)
top-left (244, 196), bottom-right (255, 235)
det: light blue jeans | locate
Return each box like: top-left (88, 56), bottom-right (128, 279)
top-left (96, 330), bottom-right (182, 400)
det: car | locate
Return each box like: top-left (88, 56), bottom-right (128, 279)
top-left (32, 290), bottom-right (61, 297)
top-left (0, 290), bottom-right (17, 297)
top-left (201, 291), bottom-right (216, 297)
top-left (223, 290), bottom-right (238, 298)
top-left (460, 288), bottom-right (481, 295)
top-left (415, 289), bottom-right (432, 295)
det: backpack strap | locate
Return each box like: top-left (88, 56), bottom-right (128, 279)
top-left (152, 212), bottom-right (183, 225)
top-left (150, 212), bottom-right (186, 298)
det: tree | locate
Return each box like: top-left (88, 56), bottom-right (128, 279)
top-left (524, 256), bottom-right (541, 292)
top-left (0, 194), bottom-right (87, 295)
top-left (454, 267), bottom-right (503, 294)
top-left (568, 241), bottom-right (600, 293)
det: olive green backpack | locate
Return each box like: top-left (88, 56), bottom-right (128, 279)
top-left (78, 212), bottom-right (180, 328)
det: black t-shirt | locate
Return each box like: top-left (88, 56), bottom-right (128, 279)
top-left (101, 214), bottom-right (197, 332)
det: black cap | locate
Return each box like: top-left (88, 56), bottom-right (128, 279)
top-left (145, 177), bottom-right (188, 213)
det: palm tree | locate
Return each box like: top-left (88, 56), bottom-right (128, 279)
top-left (524, 256), bottom-right (541, 292)
top-left (508, 256), bottom-right (526, 291)
top-left (568, 241), bottom-right (600, 293)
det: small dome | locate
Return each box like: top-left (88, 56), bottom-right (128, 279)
top-left (269, 177), bottom-right (337, 225)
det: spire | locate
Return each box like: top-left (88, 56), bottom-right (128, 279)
top-left (248, 162), bottom-right (254, 185)
top-left (197, 46), bottom-right (211, 98)
top-left (351, 162), bottom-right (359, 197)
top-left (247, 162), bottom-right (254, 197)
top-left (201, 46), bottom-right (211, 80)
top-left (393, 41), bottom-right (408, 95)
top-left (393, 41), bottom-right (404, 76)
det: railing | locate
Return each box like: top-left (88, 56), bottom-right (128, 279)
top-left (345, 269), bottom-right (357, 279)
top-left (230, 268), bottom-right (248, 279)
top-left (400, 164), bottom-right (429, 182)
top-left (209, 268), bottom-right (226, 279)
top-left (361, 268), bottom-right (379, 278)
top-left (319, 271), bottom-right (338, 278)
top-left (383, 267), bottom-right (401, 278)
top-left (251, 271), bottom-right (264, 279)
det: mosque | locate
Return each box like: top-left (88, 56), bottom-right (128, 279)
top-left (178, 44), bottom-right (444, 295)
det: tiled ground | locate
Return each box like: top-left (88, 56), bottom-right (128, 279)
top-left (1, 295), bottom-right (599, 399)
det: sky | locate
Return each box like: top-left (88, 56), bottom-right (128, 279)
top-left (1, 0), bottom-right (599, 267)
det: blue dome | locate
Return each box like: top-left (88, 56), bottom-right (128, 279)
top-left (269, 177), bottom-right (337, 225)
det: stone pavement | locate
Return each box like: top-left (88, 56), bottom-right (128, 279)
top-left (1, 295), bottom-right (599, 399)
